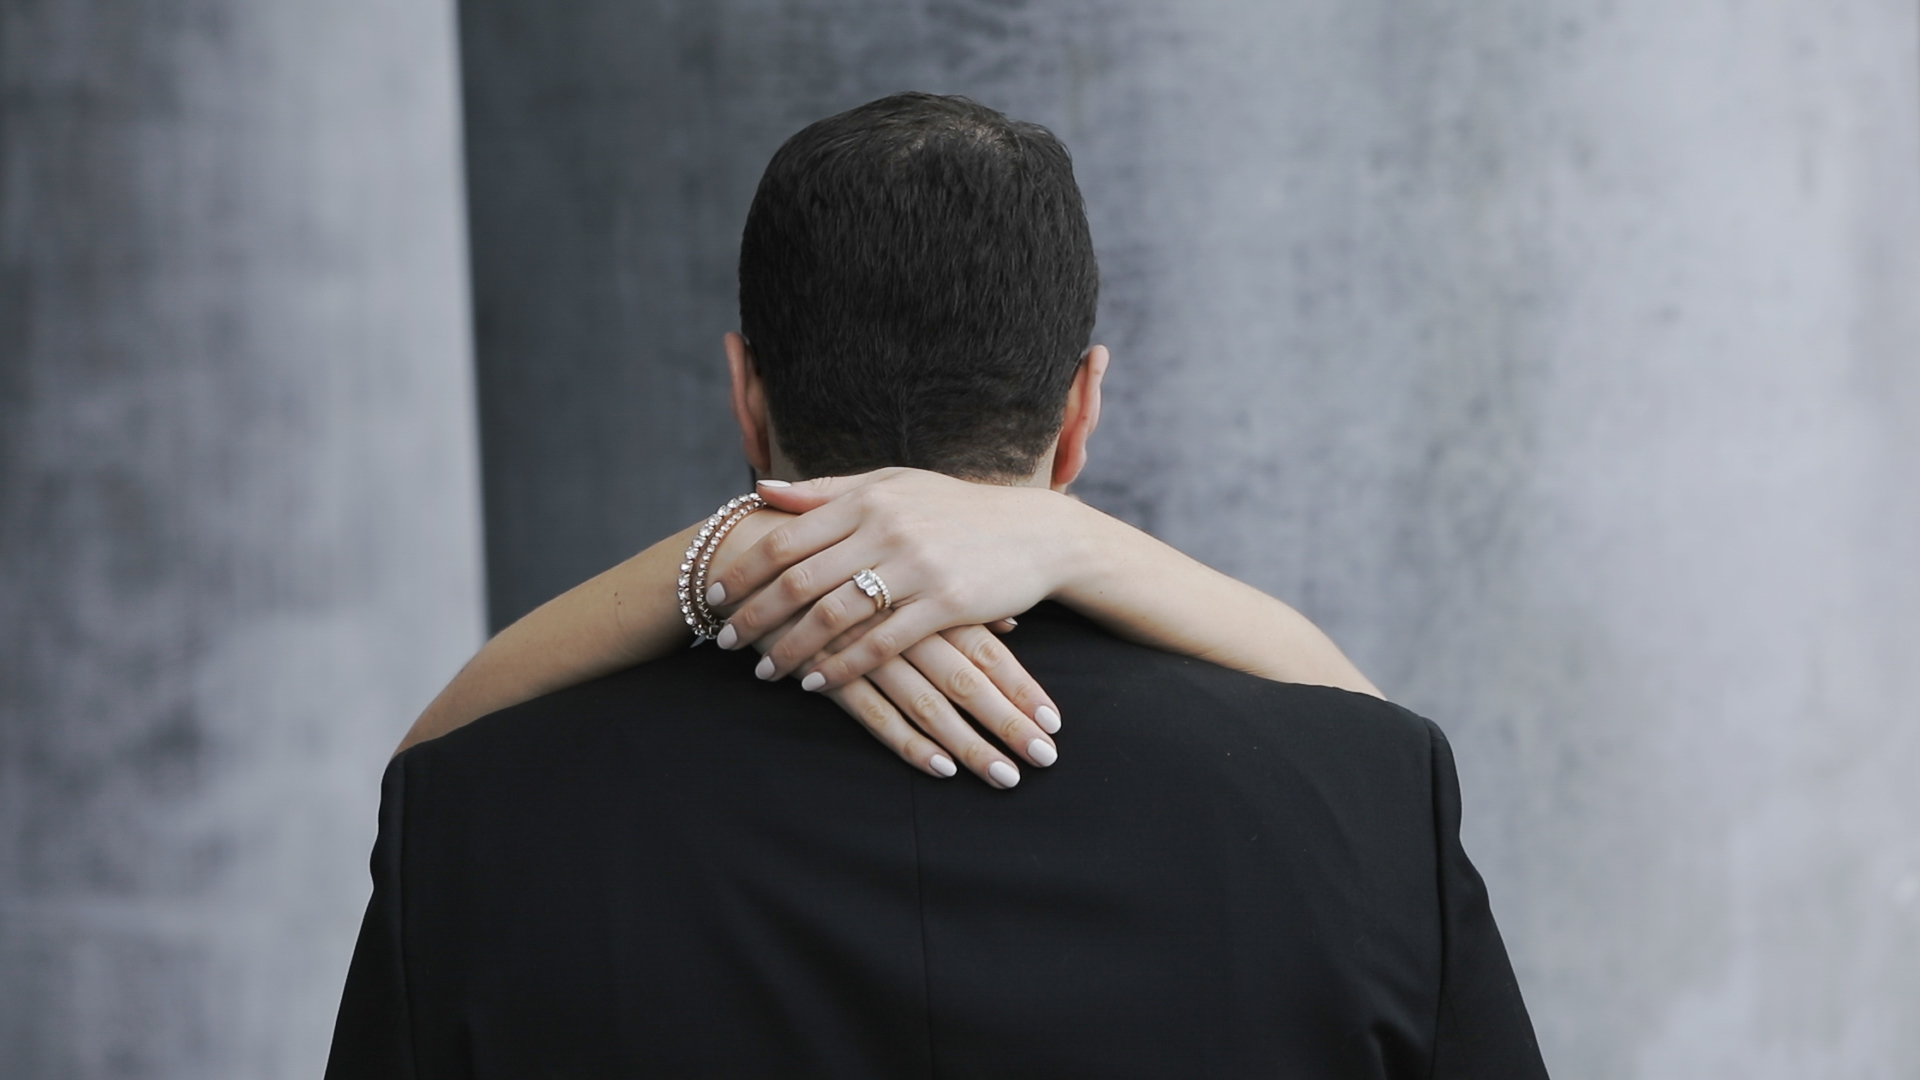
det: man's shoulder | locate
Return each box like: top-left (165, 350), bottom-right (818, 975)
top-left (392, 634), bottom-right (903, 810)
top-left (1009, 601), bottom-right (1441, 762)
top-left (397, 601), bottom-right (1448, 828)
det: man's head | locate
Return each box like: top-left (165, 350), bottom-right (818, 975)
top-left (728, 92), bottom-right (1106, 487)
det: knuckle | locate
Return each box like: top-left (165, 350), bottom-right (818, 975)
top-left (996, 712), bottom-right (1028, 742)
top-left (908, 691), bottom-right (948, 724)
top-left (769, 640), bottom-right (801, 669)
top-left (960, 741), bottom-right (997, 771)
top-left (864, 626), bottom-right (901, 659)
top-left (944, 665), bottom-right (983, 700)
top-left (858, 701), bottom-right (895, 731)
top-left (965, 634), bottom-right (1010, 670)
top-left (730, 605), bottom-right (760, 633)
top-left (778, 563), bottom-right (814, 602)
top-left (819, 592), bottom-right (856, 629)
top-left (761, 527), bottom-right (798, 564)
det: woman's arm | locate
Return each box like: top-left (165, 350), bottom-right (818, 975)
top-left (1037, 503), bottom-right (1381, 695)
top-left (397, 517), bottom-right (711, 754)
top-left (397, 507), bottom-right (1061, 789)
top-left (713, 470), bottom-right (1382, 698)
top-left (402, 468), bottom-right (1378, 790)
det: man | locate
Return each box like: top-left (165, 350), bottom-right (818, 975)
top-left (327, 92), bottom-right (1548, 1077)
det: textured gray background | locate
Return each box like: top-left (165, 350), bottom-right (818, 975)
top-left (3, 0), bottom-right (1917, 1075)
top-left (461, 1), bottom-right (1920, 1076)
top-left (0, 0), bottom-right (483, 1075)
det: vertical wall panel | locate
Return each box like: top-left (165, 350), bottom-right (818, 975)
top-left (459, 1), bottom-right (1920, 1075)
top-left (0, 0), bottom-right (483, 1075)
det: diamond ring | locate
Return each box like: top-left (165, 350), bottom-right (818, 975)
top-left (851, 568), bottom-right (893, 611)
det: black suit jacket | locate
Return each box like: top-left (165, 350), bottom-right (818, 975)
top-left (328, 603), bottom-right (1547, 1078)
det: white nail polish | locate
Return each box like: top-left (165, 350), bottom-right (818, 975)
top-left (930, 754), bottom-right (958, 777)
top-left (1036, 706), bottom-right (1061, 734)
top-left (800, 672), bottom-right (826, 692)
top-left (757, 478), bottom-right (791, 488)
top-left (1027, 739), bottom-right (1057, 767)
top-left (988, 761), bottom-right (1021, 788)
top-left (707, 582), bottom-right (727, 606)
top-left (755, 656), bottom-right (776, 681)
top-left (715, 624), bottom-right (737, 649)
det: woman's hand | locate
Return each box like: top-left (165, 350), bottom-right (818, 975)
top-left (710, 499), bottom-right (1060, 789)
top-left (799, 630), bottom-right (1057, 790)
top-left (710, 469), bottom-right (1089, 691)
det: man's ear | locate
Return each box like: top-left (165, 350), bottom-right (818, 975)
top-left (725, 331), bottom-right (774, 475)
top-left (1050, 344), bottom-right (1109, 490)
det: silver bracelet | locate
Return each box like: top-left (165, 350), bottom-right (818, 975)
top-left (679, 492), bottom-right (766, 642)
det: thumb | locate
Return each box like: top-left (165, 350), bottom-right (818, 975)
top-left (754, 468), bottom-right (895, 512)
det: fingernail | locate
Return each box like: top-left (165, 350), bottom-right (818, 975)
top-left (988, 761), bottom-right (1021, 789)
top-left (1036, 705), bottom-right (1061, 734)
top-left (715, 623), bottom-right (737, 649)
top-left (757, 478), bottom-right (791, 488)
top-left (930, 754), bottom-right (958, 777)
top-left (800, 671), bottom-right (826, 692)
top-left (1004, 617), bottom-right (1018, 628)
top-left (1027, 739), bottom-right (1057, 767)
top-left (755, 656), bottom-right (775, 681)
top-left (707, 582), bottom-right (727, 606)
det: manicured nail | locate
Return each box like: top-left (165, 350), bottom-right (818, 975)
top-left (755, 656), bottom-right (776, 681)
top-left (1027, 738), bottom-right (1057, 767)
top-left (715, 623), bottom-right (738, 649)
top-left (929, 754), bottom-right (958, 777)
top-left (988, 761), bottom-right (1021, 789)
top-left (707, 582), bottom-right (727, 606)
top-left (757, 478), bottom-right (791, 488)
top-left (1004, 618), bottom-right (1018, 628)
top-left (800, 672), bottom-right (826, 692)
top-left (1036, 705), bottom-right (1061, 734)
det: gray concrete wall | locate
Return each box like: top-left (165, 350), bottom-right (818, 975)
top-left (0, 1), bottom-right (484, 1076)
top-left (461, 1), bottom-right (1920, 1075)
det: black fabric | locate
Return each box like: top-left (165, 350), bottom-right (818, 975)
top-left (327, 603), bottom-right (1548, 1078)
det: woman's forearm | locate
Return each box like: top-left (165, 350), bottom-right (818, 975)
top-left (397, 513), bottom-right (788, 754)
top-left (397, 522), bottom-right (697, 753)
top-left (1051, 498), bottom-right (1382, 697)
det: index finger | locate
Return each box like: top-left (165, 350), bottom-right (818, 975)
top-left (939, 625), bottom-right (1062, 735)
top-left (707, 497), bottom-right (863, 612)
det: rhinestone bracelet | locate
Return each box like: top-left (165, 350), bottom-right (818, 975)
top-left (679, 492), bottom-right (766, 642)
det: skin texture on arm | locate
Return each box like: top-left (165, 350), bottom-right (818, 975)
top-left (1054, 499), bottom-right (1380, 695)
top-left (397, 515), bottom-right (739, 754)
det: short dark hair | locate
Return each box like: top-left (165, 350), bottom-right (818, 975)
top-left (738, 92), bottom-right (1099, 481)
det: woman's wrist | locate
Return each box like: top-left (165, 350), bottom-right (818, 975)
top-left (1042, 491), bottom-right (1122, 606)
